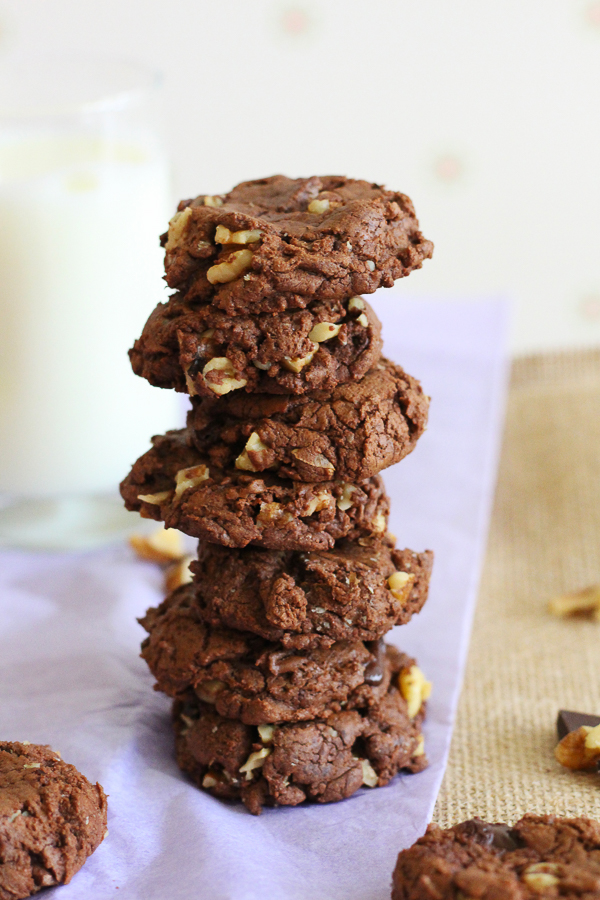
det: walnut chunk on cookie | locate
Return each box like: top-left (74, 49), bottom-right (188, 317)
top-left (159, 175), bottom-right (433, 314)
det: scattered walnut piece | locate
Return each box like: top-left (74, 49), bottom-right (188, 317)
top-left (174, 464), bottom-right (210, 499)
top-left (360, 759), bottom-right (379, 788)
top-left (202, 357), bottom-right (248, 396)
top-left (522, 864), bottom-right (560, 890)
top-left (555, 724), bottom-right (600, 770)
top-left (239, 747), bottom-right (271, 781)
top-left (257, 724), bottom-right (275, 744)
top-left (257, 502), bottom-right (293, 525)
top-left (129, 527), bottom-right (186, 564)
top-left (235, 432), bottom-right (270, 472)
top-left (387, 570), bottom-right (416, 603)
top-left (549, 584), bottom-right (600, 619)
top-left (307, 198), bottom-right (330, 215)
top-left (164, 555), bottom-right (194, 592)
top-left (399, 665), bottom-right (432, 719)
top-left (165, 206), bottom-right (193, 252)
top-left (203, 195), bottom-right (223, 208)
top-left (302, 491), bottom-right (333, 517)
top-left (348, 296), bottom-right (365, 313)
top-left (372, 512), bottom-right (387, 534)
top-left (308, 322), bottom-right (342, 343)
top-left (215, 225), bottom-right (262, 245)
top-left (196, 680), bottom-right (226, 704)
top-left (282, 349), bottom-right (316, 373)
top-left (207, 248), bottom-right (253, 284)
top-left (337, 483), bottom-right (358, 511)
top-left (137, 490), bottom-right (171, 506)
top-left (291, 447), bottom-right (335, 478)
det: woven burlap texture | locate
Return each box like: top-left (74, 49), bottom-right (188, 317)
top-left (432, 348), bottom-right (600, 827)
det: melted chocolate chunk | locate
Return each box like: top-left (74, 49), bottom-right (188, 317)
top-left (557, 709), bottom-right (600, 740)
top-left (460, 818), bottom-right (524, 852)
top-left (364, 638), bottom-right (386, 686)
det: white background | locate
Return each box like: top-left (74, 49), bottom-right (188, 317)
top-left (1, 0), bottom-right (598, 353)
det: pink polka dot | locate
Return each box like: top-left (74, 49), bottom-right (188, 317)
top-left (579, 294), bottom-right (600, 320)
top-left (281, 7), bottom-right (311, 35)
top-left (585, 2), bottom-right (600, 26)
top-left (433, 155), bottom-right (463, 182)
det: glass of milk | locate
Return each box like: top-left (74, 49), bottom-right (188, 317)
top-left (0, 52), bottom-right (182, 548)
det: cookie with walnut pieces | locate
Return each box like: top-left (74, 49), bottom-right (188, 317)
top-left (160, 175), bottom-right (433, 314)
top-left (0, 741), bottom-right (107, 900)
top-left (392, 815), bottom-right (600, 900)
top-left (185, 357), bottom-right (429, 482)
top-left (172, 643), bottom-right (428, 814)
top-left (120, 428), bottom-right (389, 551)
top-left (129, 291), bottom-right (382, 397)
top-left (190, 538), bottom-right (433, 644)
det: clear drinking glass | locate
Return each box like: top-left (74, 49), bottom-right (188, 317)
top-left (0, 52), bottom-right (181, 548)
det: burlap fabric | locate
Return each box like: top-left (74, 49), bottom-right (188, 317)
top-left (433, 348), bottom-right (600, 826)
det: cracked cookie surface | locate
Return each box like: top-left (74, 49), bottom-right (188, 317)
top-left (130, 293), bottom-right (382, 397)
top-left (0, 741), bottom-right (107, 900)
top-left (190, 538), bottom-right (432, 643)
top-left (120, 428), bottom-right (389, 550)
top-left (185, 357), bottom-right (429, 482)
top-left (161, 175), bottom-right (433, 314)
top-left (172, 644), bottom-right (427, 813)
top-left (392, 815), bottom-right (600, 900)
top-left (140, 592), bottom-right (397, 724)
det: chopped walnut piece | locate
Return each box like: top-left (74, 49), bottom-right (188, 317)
top-left (372, 512), bottom-right (387, 534)
top-left (137, 490), bottom-right (171, 506)
top-left (522, 864), bottom-right (560, 890)
top-left (174, 464), bottom-right (210, 500)
top-left (555, 724), bottom-right (600, 770)
top-left (356, 313), bottom-right (368, 327)
top-left (302, 492), bottom-right (333, 517)
top-left (282, 349), bottom-right (316, 373)
top-left (203, 195), bottom-right (223, 208)
top-left (399, 665), bottom-right (432, 719)
top-left (165, 206), bottom-right (192, 252)
top-left (308, 322), bottom-right (342, 343)
top-left (239, 747), bottom-right (271, 781)
top-left (235, 432), bottom-right (270, 472)
top-left (348, 296), bottom-right (365, 312)
top-left (202, 771), bottom-right (219, 789)
top-left (196, 680), bottom-right (226, 704)
top-left (360, 759), bottom-right (379, 788)
top-left (215, 225), bottom-right (262, 245)
top-left (164, 555), bottom-right (194, 592)
top-left (337, 483), bottom-right (358, 511)
top-left (387, 570), bottom-right (416, 603)
top-left (257, 502), bottom-right (293, 525)
top-left (549, 584), bottom-right (600, 619)
top-left (202, 357), bottom-right (248, 396)
top-left (257, 724), bottom-right (275, 744)
top-left (129, 527), bottom-right (186, 564)
top-left (291, 447), bottom-right (335, 478)
top-left (207, 248), bottom-right (253, 284)
top-left (307, 198), bottom-right (330, 215)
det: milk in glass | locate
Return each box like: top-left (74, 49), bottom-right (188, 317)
top-left (0, 129), bottom-right (180, 495)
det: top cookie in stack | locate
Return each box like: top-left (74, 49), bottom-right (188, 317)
top-left (121, 174), bottom-right (434, 814)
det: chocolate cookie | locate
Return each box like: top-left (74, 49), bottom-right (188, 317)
top-left (130, 292), bottom-right (382, 397)
top-left (186, 357), bottom-right (429, 482)
top-left (190, 538), bottom-right (433, 643)
top-left (0, 741), bottom-right (107, 900)
top-left (160, 175), bottom-right (433, 314)
top-left (120, 428), bottom-right (389, 550)
top-left (392, 815), bottom-right (600, 900)
top-left (173, 644), bottom-right (427, 814)
top-left (140, 589), bottom-right (403, 724)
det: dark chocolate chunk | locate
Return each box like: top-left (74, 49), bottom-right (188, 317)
top-left (459, 818), bottom-right (524, 852)
top-left (557, 709), bottom-right (600, 740)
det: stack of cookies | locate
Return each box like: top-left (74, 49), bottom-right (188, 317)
top-left (121, 175), bottom-right (434, 814)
